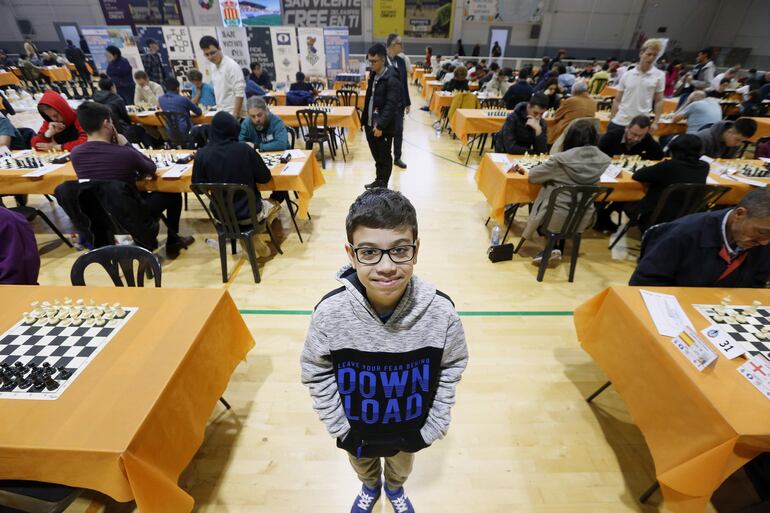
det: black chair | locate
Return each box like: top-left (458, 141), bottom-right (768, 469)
top-left (310, 81), bottom-right (324, 93)
top-left (0, 480), bottom-right (81, 513)
top-left (313, 95), bottom-right (338, 107)
top-left (608, 183), bottom-right (731, 250)
top-left (70, 245), bottom-right (161, 287)
top-left (190, 183), bottom-right (282, 284)
top-left (154, 111), bottom-right (193, 149)
top-left (263, 95), bottom-right (277, 106)
top-left (286, 126), bottom-right (296, 149)
top-left (296, 109), bottom-right (335, 169)
top-left (480, 98), bottom-right (504, 109)
top-left (513, 185), bottom-right (614, 282)
top-left (9, 206), bottom-right (72, 248)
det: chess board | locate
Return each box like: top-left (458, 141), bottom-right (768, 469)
top-left (737, 164), bottom-right (769, 178)
top-left (484, 110), bottom-right (508, 117)
top-left (144, 152), bottom-right (193, 169)
top-left (258, 153), bottom-right (284, 169)
top-left (693, 304), bottom-right (770, 360)
top-left (0, 152), bottom-right (69, 170)
top-left (618, 156), bottom-right (657, 173)
top-left (0, 304), bottom-right (137, 400)
top-left (306, 106), bottom-right (333, 113)
top-left (510, 154), bottom-right (550, 170)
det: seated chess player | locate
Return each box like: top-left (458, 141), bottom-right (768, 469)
top-left (239, 96), bottom-right (288, 152)
top-left (70, 102), bottom-right (194, 259)
top-left (188, 69), bottom-right (216, 107)
top-left (442, 65), bottom-right (469, 92)
top-left (629, 188), bottom-right (770, 287)
top-left (495, 93), bottom-right (548, 154)
top-left (243, 68), bottom-right (267, 98)
top-left (158, 77), bottom-right (202, 134)
top-left (696, 118), bottom-right (757, 159)
top-left (133, 70), bottom-right (163, 108)
top-left (549, 80), bottom-right (596, 143)
top-left (598, 114), bottom-right (664, 160)
top-left (290, 72), bottom-right (315, 93)
top-left (671, 90), bottom-right (722, 134)
top-left (0, 207), bottom-right (40, 285)
top-left (31, 90), bottom-right (87, 151)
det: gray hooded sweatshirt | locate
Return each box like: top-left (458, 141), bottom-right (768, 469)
top-left (301, 265), bottom-right (468, 458)
top-left (522, 145), bottom-right (611, 239)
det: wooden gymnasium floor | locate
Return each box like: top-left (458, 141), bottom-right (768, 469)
top-left (7, 82), bottom-right (760, 513)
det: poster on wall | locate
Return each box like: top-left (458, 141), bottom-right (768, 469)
top-left (135, 26), bottom-right (173, 79)
top-left (404, 0), bottom-right (453, 38)
top-left (373, 0), bottom-right (403, 39)
top-left (188, 25), bottom-right (218, 81)
top-left (246, 27), bottom-right (276, 81)
top-left (282, 0), bottom-right (362, 37)
top-left (297, 27), bottom-right (326, 78)
top-left (98, 0), bottom-right (132, 25)
top-left (497, 0), bottom-right (541, 22)
top-left (81, 25), bottom-right (144, 74)
top-left (99, 0), bottom-right (185, 26)
top-left (219, 0), bottom-right (242, 26)
top-left (186, 0), bottom-right (223, 26)
top-left (162, 26), bottom-right (198, 82)
top-left (463, 0), bottom-right (498, 21)
top-left (269, 26), bottom-right (300, 90)
top-left (216, 27), bottom-right (250, 69)
top-left (240, 0), bottom-right (281, 25)
top-left (324, 27), bottom-right (349, 81)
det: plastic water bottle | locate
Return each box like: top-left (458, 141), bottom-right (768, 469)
top-left (490, 225), bottom-right (501, 246)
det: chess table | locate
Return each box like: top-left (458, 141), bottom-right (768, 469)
top-left (0, 285), bottom-right (254, 513)
top-left (575, 286), bottom-right (770, 513)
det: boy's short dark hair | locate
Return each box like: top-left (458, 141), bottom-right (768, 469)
top-left (187, 69), bottom-right (202, 82)
top-left (77, 101), bottom-right (112, 134)
top-left (98, 76), bottom-right (113, 91)
top-left (251, 61), bottom-right (261, 71)
top-left (164, 76), bottom-right (180, 91)
top-left (295, 71), bottom-right (305, 82)
top-left (669, 133), bottom-right (703, 161)
top-left (699, 47), bottom-right (713, 59)
top-left (629, 114), bottom-right (652, 129)
top-left (367, 43), bottom-right (387, 60)
top-left (134, 70), bottom-right (148, 81)
top-left (346, 189), bottom-right (418, 244)
top-left (529, 93), bottom-right (549, 109)
top-left (734, 118), bottom-right (758, 138)
top-left (199, 36), bottom-right (219, 50)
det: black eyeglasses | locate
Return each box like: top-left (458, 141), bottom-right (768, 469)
top-left (350, 244), bottom-right (416, 265)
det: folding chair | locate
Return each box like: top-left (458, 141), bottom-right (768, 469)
top-left (70, 245), bottom-right (161, 287)
top-left (296, 109), bottom-right (336, 169)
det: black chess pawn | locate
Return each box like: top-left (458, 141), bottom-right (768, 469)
top-left (44, 376), bottom-right (60, 391)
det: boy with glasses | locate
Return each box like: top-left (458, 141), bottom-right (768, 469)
top-left (301, 188), bottom-right (469, 513)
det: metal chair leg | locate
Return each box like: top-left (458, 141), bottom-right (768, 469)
top-left (284, 197), bottom-right (304, 243)
top-left (639, 481), bottom-right (660, 503)
top-left (217, 236), bottom-right (228, 283)
top-left (218, 396), bottom-right (231, 410)
top-left (243, 235), bottom-right (262, 284)
top-left (513, 237), bottom-right (527, 254)
top-left (568, 233), bottom-right (583, 283)
top-left (608, 223), bottom-right (631, 249)
top-left (586, 381), bottom-right (612, 403)
top-left (537, 235), bottom-right (556, 282)
top-left (35, 210), bottom-right (73, 248)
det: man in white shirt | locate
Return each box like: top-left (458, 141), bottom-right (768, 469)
top-left (198, 35), bottom-right (245, 118)
top-left (133, 70), bottom-right (163, 107)
top-left (609, 39), bottom-right (665, 134)
top-left (709, 66), bottom-right (739, 92)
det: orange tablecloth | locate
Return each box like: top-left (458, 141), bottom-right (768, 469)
top-left (0, 150), bottom-right (325, 219)
top-left (333, 79), bottom-right (367, 91)
top-left (420, 72), bottom-right (435, 91)
top-left (67, 62), bottom-right (94, 75)
top-left (0, 285), bottom-right (254, 513)
top-left (0, 70), bottom-right (21, 86)
top-left (413, 68), bottom-right (425, 83)
top-left (40, 66), bottom-right (72, 82)
top-left (265, 89), bottom-right (365, 108)
top-left (474, 153), bottom-right (765, 223)
top-left (575, 286), bottom-right (770, 513)
top-left (663, 98), bottom-right (679, 113)
top-left (449, 108), bottom-right (509, 145)
top-left (130, 111), bottom-right (214, 127)
top-left (271, 105), bottom-right (361, 140)
top-left (748, 117), bottom-right (770, 143)
top-left (422, 80), bottom-right (443, 100)
top-left (598, 85), bottom-right (620, 97)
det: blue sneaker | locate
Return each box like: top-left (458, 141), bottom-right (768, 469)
top-left (384, 486), bottom-right (415, 513)
top-left (350, 483), bottom-right (381, 513)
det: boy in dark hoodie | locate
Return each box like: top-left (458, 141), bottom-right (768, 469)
top-left (31, 90), bottom-right (87, 151)
top-left (301, 189), bottom-right (469, 513)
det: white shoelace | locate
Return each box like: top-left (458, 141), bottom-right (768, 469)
top-left (391, 494), bottom-right (410, 513)
top-left (357, 489), bottom-right (376, 510)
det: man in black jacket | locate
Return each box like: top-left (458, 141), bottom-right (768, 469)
top-left (629, 188), bottom-right (770, 287)
top-left (64, 39), bottom-right (91, 88)
top-left (598, 114), bottom-right (663, 159)
top-left (495, 93), bottom-right (548, 154)
top-left (385, 33), bottom-right (410, 170)
top-left (362, 43), bottom-right (402, 189)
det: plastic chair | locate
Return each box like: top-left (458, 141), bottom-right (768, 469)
top-left (310, 81), bottom-right (324, 93)
top-left (589, 77), bottom-right (608, 95)
top-left (609, 183), bottom-right (731, 249)
top-left (513, 185), bottom-right (614, 282)
top-left (10, 206), bottom-right (73, 248)
top-left (190, 183), bottom-right (282, 284)
top-left (313, 95), bottom-right (338, 107)
top-left (155, 111), bottom-right (193, 149)
top-left (0, 481), bottom-right (81, 513)
top-left (296, 109), bottom-right (336, 169)
top-left (70, 245), bottom-right (161, 287)
top-left (263, 95), bottom-right (277, 106)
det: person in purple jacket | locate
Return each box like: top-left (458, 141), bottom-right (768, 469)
top-left (0, 207), bottom-right (40, 284)
top-left (105, 46), bottom-right (135, 105)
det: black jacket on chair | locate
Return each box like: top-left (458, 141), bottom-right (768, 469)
top-left (386, 55), bottom-right (411, 109)
top-left (361, 66), bottom-right (402, 135)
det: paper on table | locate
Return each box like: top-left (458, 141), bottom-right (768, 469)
top-left (283, 149), bottom-right (306, 159)
top-left (161, 163), bottom-right (192, 179)
top-left (136, 110), bottom-right (158, 117)
top-left (599, 173), bottom-right (618, 183)
top-left (639, 289), bottom-right (695, 337)
top-left (759, 157), bottom-right (770, 164)
top-left (706, 176), bottom-right (719, 185)
top-left (281, 162), bottom-right (303, 176)
top-left (22, 163), bottom-right (65, 177)
top-left (604, 163), bottom-right (623, 178)
top-left (0, 146), bottom-right (10, 157)
top-left (723, 174), bottom-right (768, 187)
top-left (737, 355), bottom-right (770, 401)
top-left (489, 154), bottom-right (511, 165)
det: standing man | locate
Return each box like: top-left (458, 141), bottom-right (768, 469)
top-left (141, 39), bottom-right (166, 85)
top-left (199, 36), bottom-right (245, 119)
top-left (608, 39), bottom-right (665, 135)
top-left (361, 43), bottom-right (402, 190)
top-left (385, 33), bottom-right (410, 170)
top-left (65, 39), bottom-right (91, 89)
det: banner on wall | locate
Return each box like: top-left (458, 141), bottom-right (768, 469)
top-left (246, 27), bottom-right (276, 81)
top-left (404, 0), bottom-right (453, 38)
top-left (463, 0), bottom-right (498, 21)
top-left (219, 0), bottom-right (242, 26)
top-left (324, 27), bottom-right (349, 81)
top-left (135, 26), bottom-right (173, 79)
top-left (99, 0), bottom-right (184, 26)
top-left (189, 25), bottom-right (218, 81)
top-left (81, 25), bottom-right (144, 73)
top-left (162, 26), bottom-right (199, 82)
top-left (297, 27), bottom-right (326, 78)
top-left (282, 0), bottom-right (362, 37)
top-left (216, 27), bottom-right (250, 69)
top-left (186, 0), bottom-right (223, 26)
top-left (240, 0), bottom-right (281, 26)
top-left (373, 0), bottom-right (403, 39)
top-left (269, 26), bottom-right (300, 89)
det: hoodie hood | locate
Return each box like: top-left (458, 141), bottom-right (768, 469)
top-left (550, 146), bottom-right (611, 184)
top-left (335, 264), bottom-right (437, 329)
top-left (37, 91), bottom-right (77, 126)
top-left (92, 90), bottom-right (118, 104)
top-left (209, 111), bottom-right (240, 144)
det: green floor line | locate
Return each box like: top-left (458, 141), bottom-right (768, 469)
top-left (238, 309), bottom-right (574, 317)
